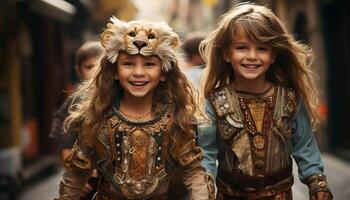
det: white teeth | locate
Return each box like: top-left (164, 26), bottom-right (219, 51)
top-left (130, 81), bottom-right (147, 86)
top-left (243, 64), bottom-right (260, 69)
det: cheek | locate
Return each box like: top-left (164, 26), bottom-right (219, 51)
top-left (228, 61), bottom-right (239, 72)
top-left (264, 51), bottom-right (275, 63)
top-left (224, 49), bottom-right (235, 62)
top-left (231, 52), bottom-right (244, 61)
top-left (116, 67), bottom-right (128, 78)
top-left (231, 64), bottom-right (240, 72)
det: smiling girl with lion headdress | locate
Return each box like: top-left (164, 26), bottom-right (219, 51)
top-left (56, 17), bottom-right (214, 200)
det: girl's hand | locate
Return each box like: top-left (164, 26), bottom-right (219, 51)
top-left (306, 174), bottom-right (332, 200)
top-left (310, 191), bottom-right (332, 200)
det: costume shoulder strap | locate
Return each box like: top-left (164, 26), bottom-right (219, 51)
top-left (274, 86), bottom-right (298, 120)
top-left (208, 86), bottom-right (236, 118)
top-left (208, 85), bottom-right (244, 139)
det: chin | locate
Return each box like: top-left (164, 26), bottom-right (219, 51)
top-left (129, 93), bottom-right (147, 98)
top-left (130, 90), bottom-right (152, 98)
top-left (242, 74), bottom-right (261, 80)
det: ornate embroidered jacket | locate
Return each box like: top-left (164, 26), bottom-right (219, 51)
top-left (198, 85), bottom-right (328, 197)
top-left (57, 104), bottom-right (214, 200)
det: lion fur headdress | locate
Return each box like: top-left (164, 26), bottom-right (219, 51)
top-left (101, 17), bottom-right (182, 72)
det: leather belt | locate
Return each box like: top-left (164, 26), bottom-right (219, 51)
top-left (93, 193), bottom-right (167, 200)
top-left (218, 164), bottom-right (292, 188)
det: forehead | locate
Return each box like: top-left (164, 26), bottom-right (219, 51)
top-left (232, 23), bottom-right (268, 45)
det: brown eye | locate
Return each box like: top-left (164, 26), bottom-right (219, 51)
top-left (128, 32), bottom-right (136, 37)
top-left (148, 34), bottom-right (155, 39)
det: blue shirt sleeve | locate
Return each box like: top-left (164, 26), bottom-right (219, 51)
top-left (291, 101), bottom-right (325, 182)
top-left (197, 100), bottom-right (219, 178)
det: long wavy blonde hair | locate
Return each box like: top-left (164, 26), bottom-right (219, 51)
top-left (200, 3), bottom-right (320, 127)
top-left (64, 20), bottom-right (197, 152)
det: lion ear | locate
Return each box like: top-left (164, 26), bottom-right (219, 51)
top-left (100, 16), bottom-right (129, 63)
top-left (101, 16), bottom-right (129, 48)
top-left (101, 26), bottom-right (114, 48)
top-left (110, 16), bottom-right (122, 25)
top-left (170, 33), bottom-right (180, 49)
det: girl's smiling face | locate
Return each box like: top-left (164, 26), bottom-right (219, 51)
top-left (224, 25), bottom-right (275, 84)
top-left (116, 53), bottom-right (165, 100)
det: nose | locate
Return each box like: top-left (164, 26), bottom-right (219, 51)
top-left (133, 64), bottom-right (146, 76)
top-left (247, 49), bottom-right (258, 59)
top-left (133, 40), bottom-right (147, 50)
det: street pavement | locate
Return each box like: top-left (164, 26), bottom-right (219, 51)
top-left (18, 153), bottom-right (350, 200)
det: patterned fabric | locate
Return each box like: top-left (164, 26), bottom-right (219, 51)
top-left (209, 85), bottom-right (296, 177)
top-left (58, 104), bottom-right (214, 200)
top-left (198, 84), bottom-right (329, 199)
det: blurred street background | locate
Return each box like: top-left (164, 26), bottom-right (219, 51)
top-left (0, 0), bottom-right (349, 199)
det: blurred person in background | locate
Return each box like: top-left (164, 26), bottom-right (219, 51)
top-left (49, 40), bottom-right (103, 200)
top-left (180, 31), bottom-right (206, 90)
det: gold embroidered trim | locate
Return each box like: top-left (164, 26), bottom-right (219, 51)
top-left (238, 87), bottom-right (277, 174)
top-left (107, 107), bottom-right (173, 199)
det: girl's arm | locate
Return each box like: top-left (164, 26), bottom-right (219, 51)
top-left (178, 139), bottom-right (215, 200)
top-left (58, 170), bottom-right (91, 200)
top-left (291, 101), bottom-right (332, 199)
top-left (57, 142), bottom-right (94, 200)
top-left (197, 100), bottom-right (219, 178)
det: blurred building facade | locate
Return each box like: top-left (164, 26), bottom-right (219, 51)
top-left (0, 0), bottom-right (136, 198)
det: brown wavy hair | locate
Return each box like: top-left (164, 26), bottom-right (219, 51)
top-left (200, 3), bottom-right (320, 127)
top-left (64, 53), bottom-right (197, 155)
